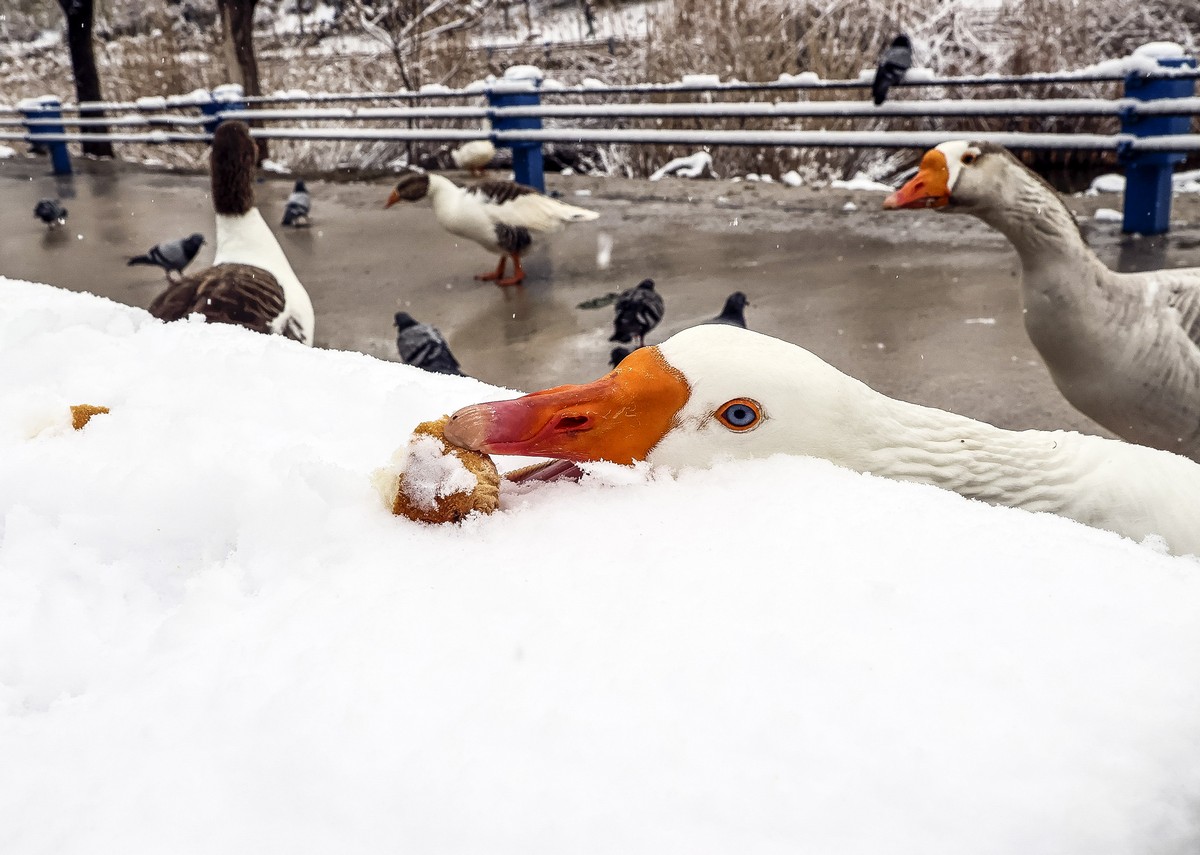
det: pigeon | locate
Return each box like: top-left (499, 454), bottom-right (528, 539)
top-left (609, 278), bottom-right (665, 348)
top-left (394, 311), bottom-right (464, 376)
top-left (609, 345), bottom-right (641, 368)
top-left (707, 291), bottom-right (750, 328)
top-left (127, 232), bottom-right (206, 279)
top-left (281, 180), bottom-right (311, 227)
top-left (872, 34), bottom-right (912, 106)
top-left (34, 198), bottom-right (68, 228)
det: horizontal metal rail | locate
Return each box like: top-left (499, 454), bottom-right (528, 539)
top-left (8, 126), bottom-right (1200, 152)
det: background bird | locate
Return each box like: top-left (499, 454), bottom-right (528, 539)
top-left (610, 278), bottom-right (665, 347)
top-left (609, 345), bottom-right (640, 368)
top-left (281, 180), bottom-right (311, 227)
top-left (872, 34), bottom-right (912, 105)
top-left (385, 171), bottom-right (599, 287)
top-left (34, 198), bottom-right (67, 228)
top-left (127, 233), bottom-right (206, 280)
top-left (707, 291), bottom-right (750, 328)
top-left (394, 311), bottom-right (464, 376)
top-left (451, 139), bottom-right (496, 176)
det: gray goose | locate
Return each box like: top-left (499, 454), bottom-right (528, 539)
top-left (885, 140), bottom-right (1200, 462)
top-left (149, 121), bottom-right (314, 345)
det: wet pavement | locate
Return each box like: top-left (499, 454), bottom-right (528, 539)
top-left (5, 153), bottom-right (1200, 438)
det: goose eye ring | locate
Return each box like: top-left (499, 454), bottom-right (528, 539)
top-left (716, 398), bottom-right (762, 431)
top-left (961, 151), bottom-right (978, 165)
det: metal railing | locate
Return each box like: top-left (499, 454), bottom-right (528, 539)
top-left (5, 54), bottom-right (1199, 234)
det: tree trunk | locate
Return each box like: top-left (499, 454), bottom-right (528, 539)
top-left (57, 0), bottom-right (114, 158)
top-left (216, 0), bottom-right (269, 161)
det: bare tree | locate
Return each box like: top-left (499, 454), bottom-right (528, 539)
top-left (57, 0), bottom-right (114, 158)
top-left (215, 0), bottom-right (269, 160)
top-left (346, 0), bottom-right (497, 90)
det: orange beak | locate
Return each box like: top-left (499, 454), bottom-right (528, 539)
top-left (883, 148), bottom-right (952, 210)
top-left (384, 189), bottom-right (402, 209)
top-left (444, 347), bottom-right (691, 465)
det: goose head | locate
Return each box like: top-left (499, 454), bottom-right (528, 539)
top-left (883, 140), bottom-right (1024, 214)
top-left (210, 121), bottom-right (258, 216)
top-left (385, 171), bottom-right (432, 208)
top-left (445, 325), bottom-right (870, 472)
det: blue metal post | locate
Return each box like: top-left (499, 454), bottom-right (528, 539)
top-left (1120, 54), bottom-right (1196, 235)
top-left (20, 96), bottom-right (71, 175)
top-left (487, 79), bottom-right (545, 192)
top-left (201, 84), bottom-right (246, 136)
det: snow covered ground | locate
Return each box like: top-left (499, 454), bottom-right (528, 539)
top-left (3, 277), bottom-right (1200, 854)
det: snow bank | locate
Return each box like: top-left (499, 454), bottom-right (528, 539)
top-left (831, 172), bottom-right (894, 192)
top-left (3, 279), bottom-right (1200, 854)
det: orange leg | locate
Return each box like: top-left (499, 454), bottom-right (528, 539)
top-left (475, 255), bottom-right (508, 282)
top-left (496, 253), bottom-right (526, 287)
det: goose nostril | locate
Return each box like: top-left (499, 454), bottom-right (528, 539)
top-left (555, 415), bottom-right (590, 432)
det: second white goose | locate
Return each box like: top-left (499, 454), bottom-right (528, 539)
top-left (884, 140), bottom-right (1200, 462)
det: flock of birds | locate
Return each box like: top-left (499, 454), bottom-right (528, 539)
top-left (21, 36), bottom-right (1200, 552)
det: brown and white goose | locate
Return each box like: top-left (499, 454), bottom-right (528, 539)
top-left (884, 140), bottom-right (1200, 462)
top-left (149, 121), bottom-right (315, 345)
top-left (384, 171), bottom-right (599, 286)
top-left (445, 325), bottom-right (1200, 556)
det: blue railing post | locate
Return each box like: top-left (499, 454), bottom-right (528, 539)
top-left (19, 95), bottom-right (71, 175)
top-left (487, 69), bottom-right (545, 192)
top-left (201, 84), bottom-right (246, 136)
top-left (1120, 51), bottom-right (1196, 235)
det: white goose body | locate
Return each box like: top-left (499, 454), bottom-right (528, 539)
top-left (886, 140), bottom-right (1200, 462)
top-left (213, 208), bottom-right (315, 344)
top-left (447, 325), bottom-right (1200, 556)
top-left (424, 173), bottom-right (599, 255)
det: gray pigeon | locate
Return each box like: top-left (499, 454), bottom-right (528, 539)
top-left (282, 180), bottom-right (311, 226)
top-left (128, 232), bottom-right (206, 279)
top-left (609, 278), bottom-right (665, 348)
top-left (34, 198), bottom-right (68, 228)
top-left (707, 291), bottom-right (750, 328)
top-left (872, 34), bottom-right (912, 106)
top-left (394, 311), bottom-right (464, 376)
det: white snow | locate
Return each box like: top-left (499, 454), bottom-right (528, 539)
top-left (1090, 171), bottom-right (1200, 195)
top-left (166, 88), bottom-right (213, 107)
top-left (1094, 207), bottom-right (1124, 222)
top-left (778, 72), bottom-right (821, 85)
top-left (135, 96), bottom-right (168, 110)
top-left (1133, 41), bottom-right (1186, 60)
top-left (0, 144), bottom-right (15, 159)
top-left (374, 435), bottom-right (479, 512)
top-left (681, 73), bottom-right (721, 87)
top-left (4, 278), bottom-right (1200, 854)
top-left (781, 170), bottom-right (804, 187)
top-left (503, 65), bottom-right (543, 82)
top-left (211, 83), bottom-right (245, 104)
top-left (842, 201), bottom-right (859, 211)
top-left (1089, 173), bottom-right (1126, 194)
top-left (260, 159), bottom-right (291, 174)
top-left (649, 151), bottom-right (716, 181)
top-left (831, 172), bottom-right (894, 192)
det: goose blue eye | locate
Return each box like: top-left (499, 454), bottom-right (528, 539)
top-left (717, 399), bottom-right (762, 431)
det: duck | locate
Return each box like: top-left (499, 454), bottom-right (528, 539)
top-left (450, 139), bottom-right (496, 176)
top-left (384, 170), bottom-right (599, 287)
top-left (149, 121), bottom-right (314, 345)
top-left (610, 278), bottom-right (664, 347)
top-left (883, 140), bottom-right (1200, 462)
top-left (444, 325), bottom-right (1200, 557)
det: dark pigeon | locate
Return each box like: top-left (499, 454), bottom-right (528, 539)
top-left (609, 345), bottom-right (641, 368)
top-left (127, 232), bottom-right (206, 278)
top-left (282, 180), bottom-right (311, 226)
top-left (34, 198), bottom-right (68, 227)
top-left (872, 34), bottom-right (912, 106)
top-left (707, 291), bottom-right (750, 328)
top-left (394, 311), bottom-right (464, 376)
top-left (609, 279), bottom-right (665, 348)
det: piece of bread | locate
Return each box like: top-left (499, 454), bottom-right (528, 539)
top-left (377, 416), bottom-right (500, 524)
top-left (70, 404), bottom-right (110, 430)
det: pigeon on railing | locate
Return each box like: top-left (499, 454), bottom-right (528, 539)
top-left (127, 233), bottom-right (206, 280)
top-left (394, 311), bottom-right (464, 376)
top-left (33, 198), bottom-right (68, 228)
top-left (609, 278), bottom-right (664, 348)
top-left (281, 180), bottom-right (311, 227)
top-left (872, 34), bottom-right (912, 106)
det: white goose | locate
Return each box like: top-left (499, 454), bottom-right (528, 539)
top-left (444, 325), bottom-right (1200, 556)
top-left (884, 140), bottom-right (1200, 462)
top-left (384, 171), bottom-right (599, 286)
top-left (149, 121), bottom-right (314, 345)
